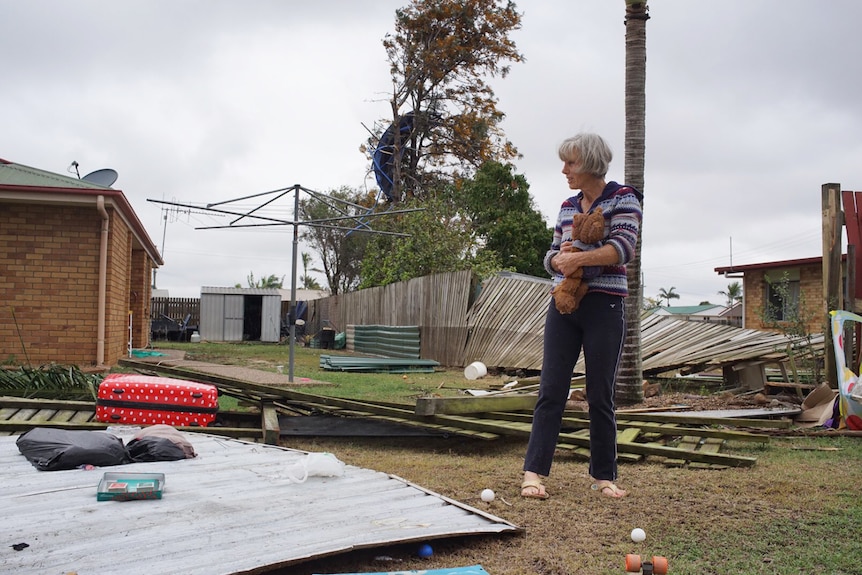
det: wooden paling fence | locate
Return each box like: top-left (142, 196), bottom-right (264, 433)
top-left (152, 271), bottom-right (825, 373)
top-left (307, 270), bottom-right (825, 374)
top-left (307, 270), bottom-right (479, 367)
top-left (150, 297), bottom-right (199, 326)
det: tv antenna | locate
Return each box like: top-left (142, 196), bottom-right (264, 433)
top-left (151, 201), bottom-right (222, 289)
top-left (148, 184), bottom-right (422, 382)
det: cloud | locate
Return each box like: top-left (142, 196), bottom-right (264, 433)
top-left (2, 0), bottom-right (860, 304)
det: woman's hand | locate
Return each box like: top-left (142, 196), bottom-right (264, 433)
top-left (553, 250), bottom-right (583, 277)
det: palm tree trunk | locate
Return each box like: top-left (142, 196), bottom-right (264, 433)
top-left (617, 1), bottom-right (650, 404)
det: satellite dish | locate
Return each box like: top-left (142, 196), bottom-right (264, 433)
top-left (81, 168), bottom-right (119, 187)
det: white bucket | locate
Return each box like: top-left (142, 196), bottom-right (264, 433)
top-left (464, 361), bottom-right (488, 380)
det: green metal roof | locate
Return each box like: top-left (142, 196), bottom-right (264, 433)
top-left (0, 159), bottom-right (113, 189)
top-left (659, 304), bottom-right (722, 314)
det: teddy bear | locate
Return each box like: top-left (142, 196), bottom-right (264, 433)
top-left (552, 207), bottom-right (605, 314)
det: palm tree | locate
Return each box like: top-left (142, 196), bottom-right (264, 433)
top-left (300, 252), bottom-right (323, 290)
top-left (244, 272), bottom-right (284, 289)
top-left (718, 281), bottom-right (743, 307)
top-left (617, 0), bottom-right (650, 404)
top-left (658, 286), bottom-right (680, 307)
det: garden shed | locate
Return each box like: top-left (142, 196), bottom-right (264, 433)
top-left (199, 287), bottom-right (281, 342)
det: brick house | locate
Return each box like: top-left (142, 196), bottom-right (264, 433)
top-left (714, 256), bottom-right (844, 335)
top-left (0, 159), bottom-right (162, 368)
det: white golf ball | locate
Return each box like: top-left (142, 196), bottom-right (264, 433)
top-left (480, 488), bottom-right (495, 502)
top-left (631, 528), bottom-right (646, 542)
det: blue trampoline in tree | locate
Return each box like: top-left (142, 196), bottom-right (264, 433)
top-left (372, 112), bottom-right (416, 202)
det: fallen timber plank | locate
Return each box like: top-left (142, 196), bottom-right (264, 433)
top-left (287, 401), bottom-right (501, 440)
top-left (0, 420), bottom-right (105, 432)
top-left (293, 403), bottom-right (500, 440)
top-left (416, 395), bottom-right (537, 415)
top-left (689, 438), bottom-right (728, 470)
top-left (456, 413), bottom-right (758, 466)
top-left (262, 403), bottom-right (280, 445)
top-left (556, 429), bottom-right (592, 459)
top-left (664, 436), bottom-right (701, 467)
top-left (613, 411), bottom-right (794, 428)
top-left (0, 418), bottom-right (259, 439)
top-left (120, 362), bottom-right (758, 465)
top-left (0, 397), bottom-right (97, 410)
top-left (0, 396), bottom-right (264, 440)
top-left (479, 411), bottom-right (770, 443)
top-left (420, 415), bottom-right (756, 467)
top-left (123, 360), bottom-right (503, 440)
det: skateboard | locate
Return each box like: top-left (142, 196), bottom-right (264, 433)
top-left (625, 553), bottom-right (668, 575)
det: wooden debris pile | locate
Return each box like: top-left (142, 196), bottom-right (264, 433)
top-left (2, 360), bottom-right (803, 468)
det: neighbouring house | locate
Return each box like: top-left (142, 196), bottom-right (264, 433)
top-left (715, 256), bottom-right (846, 335)
top-left (0, 158), bottom-right (162, 368)
top-left (718, 301), bottom-right (743, 327)
top-left (648, 304), bottom-right (728, 323)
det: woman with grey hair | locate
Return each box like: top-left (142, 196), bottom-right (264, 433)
top-left (521, 133), bottom-right (642, 499)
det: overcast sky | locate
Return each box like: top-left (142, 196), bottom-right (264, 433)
top-left (3, 1), bottom-right (860, 305)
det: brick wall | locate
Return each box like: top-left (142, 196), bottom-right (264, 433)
top-left (743, 262), bottom-right (832, 335)
top-left (0, 203), bottom-right (102, 365)
top-left (0, 201), bottom-right (152, 367)
top-left (130, 249), bottom-right (153, 349)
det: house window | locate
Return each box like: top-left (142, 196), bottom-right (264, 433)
top-left (764, 276), bottom-right (800, 322)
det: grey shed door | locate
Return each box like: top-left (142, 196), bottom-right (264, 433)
top-left (224, 295), bottom-right (244, 341)
top-left (261, 296), bottom-right (281, 342)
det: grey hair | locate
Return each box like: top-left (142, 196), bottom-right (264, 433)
top-left (558, 133), bottom-right (613, 178)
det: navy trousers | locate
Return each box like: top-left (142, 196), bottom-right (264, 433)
top-left (523, 292), bottom-right (625, 481)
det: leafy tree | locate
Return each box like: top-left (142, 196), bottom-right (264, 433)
top-left (238, 272), bottom-right (284, 289)
top-left (298, 187), bottom-right (376, 295)
top-left (369, 0), bottom-right (524, 202)
top-left (657, 286), bottom-right (679, 307)
top-left (359, 192), bottom-right (500, 288)
top-left (457, 161), bottom-right (551, 277)
top-left (642, 296), bottom-right (660, 311)
top-left (617, 0), bottom-right (650, 404)
top-left (718, 281), bottom-right (743, 307)
top-left (300, 252), bottom-right (323, 290)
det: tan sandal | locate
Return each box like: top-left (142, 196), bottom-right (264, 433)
top-left (591, 480), bottom-right (627, 498)
top-left (520, 479), bottom-right (549, 499)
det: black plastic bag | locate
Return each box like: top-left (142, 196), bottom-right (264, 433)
top-left (127, 424), bottom-right (196, 462)
top-left (16, 428), bottom-right (131, 471)
top-left (127, 436), bottom-right (188, 462)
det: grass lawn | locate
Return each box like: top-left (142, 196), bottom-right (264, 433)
top-left (151, 341), bottom-right (862, 575)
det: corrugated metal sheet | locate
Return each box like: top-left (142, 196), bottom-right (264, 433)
top-left (1, 432), bottom-right (520, 575)
top-left (463, 273), bottom-right (551, 369)
top-left (320, 354), bottom-right (439, 373)
top-left (0, 160), bottom-right (113, 189)
top-left (348, 324), bottom-right (421, 358)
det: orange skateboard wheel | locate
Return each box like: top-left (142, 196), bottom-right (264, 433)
top-left (651, 555), bottom-right (669, 574)
top-left (625, 553), bottom-right (642, 572)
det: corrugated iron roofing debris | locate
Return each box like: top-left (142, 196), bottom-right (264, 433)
top-left (459, 273), bottom-right (825, 374)
top-left (1, 432), bottom-right (521, 575)
top-left (320, 354), bottom-right (440, 373)
top-left (349, 324), bottom-right (422, 358)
